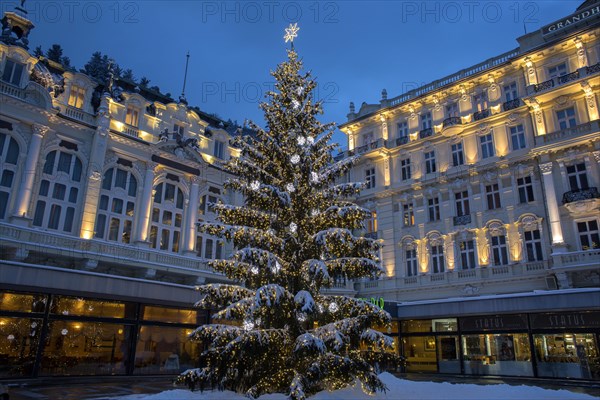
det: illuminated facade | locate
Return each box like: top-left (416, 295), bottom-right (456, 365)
top-left (0, 5), bottom-right (240, 378)
top-left (341, 0), bottom-right (600, 379)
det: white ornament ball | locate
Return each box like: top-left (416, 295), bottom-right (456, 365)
top-left (311, 209), bottom-right (318, 217)
top-left (289, 222), bottom-right (298, 233)
top-left (286, 183), bottom-right (295, 193)
top-left (61, 329), bottom-right (68, 336)
top-left (291, 154), bottom-right (300, 165)
top-left (307, 136), bottom-right (315, 145)
top-left (243, 320), bottom-right (254, 331)
top-left (296, 86), bottom-right (304, 95)
top-left (292, 99), bottom-right (300, 110)
top-left (250, 180), bottom-right (260, 191)
top-left (250, 265), bottom-right (259, 275)
top-left (311, 172), bottom-right (319, 183)
top-left (7, 334), bottom-right (15, 341)
top-left (297, 136), bottom-right (306, 146)
top-left (328, 303), bottom-right (339, 313)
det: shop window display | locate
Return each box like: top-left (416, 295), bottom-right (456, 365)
top-left (0, 317), bottom-right (43, 377)
top-left (534, 334), bottom-right (599, 380)
top-left (462, 333), bottom-right (533, 376)
top-left (40, 321), bottom-right (131, 376)
top-left (404, 336), bottom-right (437, 372)
top-left (134, 325), bottom-right (200, 374)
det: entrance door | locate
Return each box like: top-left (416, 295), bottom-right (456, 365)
top-left (437, 336), bottom-right (460, 373)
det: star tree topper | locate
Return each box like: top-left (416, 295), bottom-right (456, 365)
top-left (284, 23), bottom-right (300, 44)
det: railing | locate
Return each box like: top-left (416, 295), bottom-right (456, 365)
top-left (502, 98), bottom-right (522, 112)
top-left (59, 104), bottom-right (97, 126)
top-left (0, 223), bottom-right (217, 275)
top-left (457, 269), bottom-right (477, 279)
top-left (557, 249), bottom-right (600, 268)
top-left (586, 62), bottom-right (600, 75)
top-left (388, 48), bottom-right (519, 107)
top-left (122, 124), bottom-right (140, 138)
top-left (442, 116), bottom-right (462, 128)
top-left (396, 136), bottom-right (409, 146)
top-left (453, 214), bottom-right (472, 226)
top-left (562, 187), bottom-right (600, 204)
top-left (534, 79), bottom-right (555, 92)
top-left (491, 266), bottom-right (510, 275)
top-left (557, 70), bottom-right (580, 85)
top-left (0, 80), bottom-right (26, 99)
top-left (473, 108), bottom-right (490, 121)
top-left (419, 127), bottom-right (433, 139)
top-left (536, 120), bottom-right (599, 146)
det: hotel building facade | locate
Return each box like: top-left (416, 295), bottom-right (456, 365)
top-left (341, 0), bottom-right (600, 381)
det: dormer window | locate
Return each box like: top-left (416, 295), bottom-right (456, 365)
top-left (68, 85), bottom-right (85, 109)
top-left (125, 106), bottom-right (139, 127)
top-left (2, 59), bottom-right (24, 86)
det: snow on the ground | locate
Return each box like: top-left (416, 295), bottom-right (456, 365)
top-left (108, 373), bottom-right (597, 400)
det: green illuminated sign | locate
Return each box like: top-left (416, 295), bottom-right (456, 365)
top-left (358, 297), bottom-right (385, 309)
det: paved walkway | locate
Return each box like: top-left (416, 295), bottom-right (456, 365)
top-left (4, 375), bottom-right (600, 399)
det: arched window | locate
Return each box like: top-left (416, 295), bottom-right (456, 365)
top-left (196, 187), bottom-right (224, 259)
top-left (0, 133), bottom-right (20, 219)
top-left (427, 232), bottom-right (445, 274)
top-left (33, 150), bottom-right (83, 233)
top-left (150, 180), bottom-right (185, 252)
top-left (456, 231), bottom-right (477, 270)
top-left (94, 167), bottom-right (138, 243)
top-left (402, 237), bottom-right (418, 277)
top-left (519, 215), bottom-right (544, 262)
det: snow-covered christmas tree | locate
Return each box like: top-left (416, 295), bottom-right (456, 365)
top-left (177, 24), bottom-right (397, 400)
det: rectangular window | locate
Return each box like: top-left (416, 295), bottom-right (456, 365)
top-left (480, 133), bottom-right (495, 159)
top-left (524, 230), bottom-right (543, 262)
top-left (160, 229), bottom-right (170, 250)
top-left (425, 151), bottom-right (436, 174)
top-left (517, 176), bottom-right (535, 203)
top-left (455, 190), bottom-right (470, 217)
top-left (451, 142), bottom-right (464, 167)
top-left (196, 236), bottom-right (203, 257)
top-left (215, 240), bottom-right (223, 259)
top-left (431, 245), bottom-right (445, 273)
top-left (68, 85), bottom-right (85, 109)
top-left (33, 201), bottom-right (45, 226)
top-left (428, 197), bottom-right (440, 222)
top-left (397, 121), bottom-right (409, 138)
top-left (577, 220), bottom-right (599, 250)
top-left (401, 158), bottom-right (411, 181)
top-left (421, 112), bottom-right (432, 130)
top-left (366, 211), bottom-right (378, 233)
top-left (48, 204), bottom-right (61, 230)
top-left (486, 184), bottom-right (501, 210)
top-left (63, 207), bottom-right (74, 232)
top-left (406, 249), bottom-right (418, 277)
top-left (491, 235), bottom-right (509, 266)
top-left (125, 107), bottom-right (139, 126)
top-left (459, 240), bottom-right (476, 269)
top-left (510, 124), bottom-right (526, 150)
top-left (214, 140), bottom-right (225, 159)
top-left (95, 214), bottom-right (106, 238)
top-left (2, 59), bottom-right (24, 86)
top-left (556, 107), bottom-right (576, 130)
top-left (205, 238), bottom-right (214, 258)
top-left (473, 92), bottom-right (488, 112)
top-left (566, 163), bottom-right (589, 191)
top-left (109, 218), bottom-right (120, 241)
top-left (504, 82), bottom-right (518, 102)
top-left (548, 63), bottom-right (567, 79)
top-left (446, 102), bottom-right (459, 118)
top-left (173, 123), bottom-right (185, 137)
top-left (365, 167), bottom-right (376, 189)
top-left (403, 203), bottom-right (414, 227)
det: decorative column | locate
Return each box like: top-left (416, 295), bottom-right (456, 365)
top-left (380, 114), bottom-right (389, 141)
top-left (444, 233), bottom-right (456, 271)
top-left (523, 57), bottom-right (538, 86)
top-left (383, 155), bottom-right (391, 187)
top-left (574, 37), bottom-right (588, 68)
top-left (183, 176), bottom-right (201, 254)
top-left (581, 81), bottom-right (599, 121)
top-left (475, 228), bottom-right (490, 266)
top-left (539, 162), bottom-right (566, 251)
top-left (134, 162), bottom-right (158, 245)
top-left (11, 124), bottom-right (48, 225)
top-left (79, 97), bottom-right (110, 239)
top-left (524, 97), bottom-right (546, 136)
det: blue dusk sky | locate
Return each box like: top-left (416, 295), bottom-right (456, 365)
top-left (9, 0), bottom-right (580, 146)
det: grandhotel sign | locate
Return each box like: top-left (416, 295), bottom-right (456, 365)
top-left (542, 4), bottom-right (600, 36)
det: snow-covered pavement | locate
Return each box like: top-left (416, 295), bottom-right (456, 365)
top-left (107, 372), bottom-right (597, 400)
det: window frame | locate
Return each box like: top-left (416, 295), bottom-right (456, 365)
top-left (400, 158), bottom-right (411, 181)
top-left (365, 167), bottom-right (376, 189)
top-left (556, 107), bottom-right (577, 130)
top-left (576, 219), bottom-right (600, 251)
top-left (509, 124), bottom-right (526, 151)
top-left (1, 58), bottom-right (25, 86)
top-left (479, 133), bottom-right (495, 159)
top-left (424, 151), bottom-right (436, 174)
top-left (485, 183), bottom-right (501, 210)
top-left (451, 142), bottom-right (464, 167)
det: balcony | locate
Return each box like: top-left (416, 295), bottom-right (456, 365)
top-left (453, 214), bottom-right (472, 226)
top-left (563, 187), bottom-right (600, 204)
top-left (396, 136), bottom-right (409, 146)
top-left (528, 62), bottom-right (600, 96)
top-left (122, 124), bottom-right (140, 138)
top-left (419, 127), bottom-right (433, 139)
top-left (472, 108), bottom-right (490, 121)
top-left (354, 138), bottom-right (386, 155)
top-left (58, 104), bottom-right (97, 126)
top-left (535, 120), bottom-right (599, 146)
top-left (441, 117), bottom-right (464, 137)
top-left (0, 80), bottom-right (26, 99)
top-left (502, 98), bottom-right (522, 112)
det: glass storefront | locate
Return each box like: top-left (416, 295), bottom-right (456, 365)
top-left (462, 333), bottom-right (533, 376)
top-left (0, 290), bottom-right (207, 379)
top-left (534, 334), bottom-right (599, 380)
